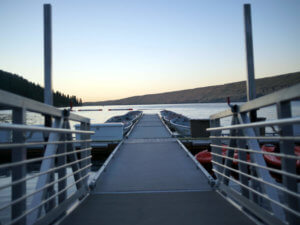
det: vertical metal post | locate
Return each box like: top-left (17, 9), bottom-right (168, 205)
top-left (12, 108), bottom-right (26, 225)
top-left (244, 4), bottom-right (257, 122)
top-left (80, 122), bottom-right (90, 190)
top-left (244, 4), bottom-right (256, 101)
top-left (222, 116), bottom-right (237, 186)
top-left (44, 4), bottom-right (53, 106)
top-left (86, 123), bottom-right (91, 170)
top-left (237, 128), bottom-right (249, 198)
top-left (57, 121), bottom-right (67, 204)
top-left (43, 4), bottom-right (56, 213)
top-left (210, 118), bottom-right (223, 182)
top-left (238, 113), bottom-right (284, 219)
top-left (277, 101), bottom-right (298, 225)
top-left (65, 122), bottom-right (83, 191)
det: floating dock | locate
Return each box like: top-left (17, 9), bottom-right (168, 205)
top-left (60, 114), bottom-right (255, 225)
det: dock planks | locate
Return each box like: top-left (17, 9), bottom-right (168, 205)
top-left (61, 114), bottom-right (255, 225)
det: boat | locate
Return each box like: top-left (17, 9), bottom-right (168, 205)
top-left (160, 110), bottom-right (191, 136)
top-left (74, 111), bottom-right (142, 146)
top-left (160, 110), bottom-right (178, 127)
top-left (106, 110), bottom-right (142, 134)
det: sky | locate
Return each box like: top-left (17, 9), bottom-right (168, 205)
top-left (0, 0), bottom-right (299, 102)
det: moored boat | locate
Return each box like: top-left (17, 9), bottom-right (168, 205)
top-left (160, 110), bottom-right (191, 136)
top-left (74, 110), bottom-right (142, 146)
top-left (106, 110), bottom-right (142, 134)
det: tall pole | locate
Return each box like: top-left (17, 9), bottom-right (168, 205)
top-left (44, 4), bottom-right (53, 106)
top-left (43, 4), bottom-right (56, 212)
top-left (244, 4), bottom-right (256, 121)
top-left (244, 4), bottom-right (256, 101)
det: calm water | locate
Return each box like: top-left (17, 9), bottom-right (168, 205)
top-left (69, 102), bottom-right (300, 131)
top-left (0, 102), bottom-right (299, 224)
top-left (1, 101), bottom-right (300, 125)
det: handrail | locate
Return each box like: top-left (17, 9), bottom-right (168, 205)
top-left (210, 83), bottom-right (300, 119)
top-left (208, 117), bottom-right (300, 131)
top-left (0, 89), bottom-right (94, 225)
top-left (210, 135), bottom-right (300, 141)
top-left (207, 84), bottom-right (300, 225)
top-left (0, 89), bottom-right (89, 123)
top-left (0, 139), bottom-right (92, 149)
top-left (211, 144), bottom-right (300, 161)
top-left (8, 173), bottom-right (90, 225)
top-left (213, 170), bottom-right (300, 217)
top-left (0, 123), bottom-right (94, 134)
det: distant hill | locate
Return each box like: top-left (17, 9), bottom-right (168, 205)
top-left (84, 72), bottom-right (300, 106)
top-left (0, 70), bottom-right (82, 107)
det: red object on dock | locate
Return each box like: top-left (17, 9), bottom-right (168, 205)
top-left (232, 153), bottom-right (251, 165)
top-left (222, 145), bottom-right (250, 165)
top-left (262, 144), bottom-right (300, 168)
top-left (222, 145), bottom-right (228, 155)
top-left (195, 150), bottom-right (212, 165)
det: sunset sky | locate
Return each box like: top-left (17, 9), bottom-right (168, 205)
top-left (0, 0), bottom-right (299, 102)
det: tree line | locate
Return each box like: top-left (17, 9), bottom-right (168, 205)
top-left (0, 70), bottom-right (82, 107)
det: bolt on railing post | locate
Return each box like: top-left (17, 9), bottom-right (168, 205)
top-left (11, 107), bottom-right (27, 225)
top-left (276, 101), bottom-right (298, 225)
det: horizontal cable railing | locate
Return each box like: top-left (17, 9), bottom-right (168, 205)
top-left (0, 90), bottom-right (94, 225)
top-left (0, 123), bottom-right (94, 134)
top-left (207, 84), bottom-right (300, 225)
top-left (0, 139), bottom-right (92, 149)
top-left (208, 117), bottom-right (300, 131)
top-left (8, 173), bottom-right (90, 225)
top-left (0, 153), bottom-right (92, 192)
top-left (210, 136), bottom-right (300, 141)
top-left (211, 144), bottom-right (300, 164)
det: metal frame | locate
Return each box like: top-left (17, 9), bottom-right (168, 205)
top-left (207, 84), bottom-right (300, 225)
top-left (0, 90), bottom-right (94, 225)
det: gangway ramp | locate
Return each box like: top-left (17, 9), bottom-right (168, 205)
top-left (61, 114), bottom-right (255, 225)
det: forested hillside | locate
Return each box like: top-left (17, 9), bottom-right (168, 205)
top-left (85, 71), bottom-right (300, 105)
top-left (0, 70), bottom-right (82, 107)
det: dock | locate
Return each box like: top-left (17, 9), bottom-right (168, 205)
top-left (60, 114), bottom-right (255, 225)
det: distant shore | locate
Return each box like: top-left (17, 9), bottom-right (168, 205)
top-left (84, 71), bottom-right (300, 106)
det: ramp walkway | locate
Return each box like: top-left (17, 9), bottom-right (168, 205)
top-left (61, 114), bottom-right (255, 225)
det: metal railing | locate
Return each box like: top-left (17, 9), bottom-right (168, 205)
top-left (0, 90), bottom-right (94, 225)
top-left (207, 83), bottom-right (300, 225)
